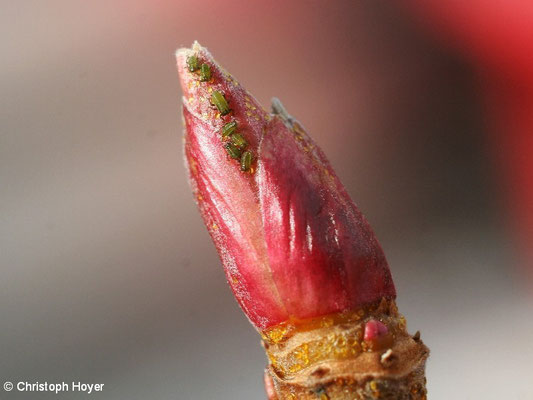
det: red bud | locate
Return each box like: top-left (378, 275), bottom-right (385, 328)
top-left (364, 319), bottom-right (389, 341)
top-left (176, 42), bottom-right (395, 330)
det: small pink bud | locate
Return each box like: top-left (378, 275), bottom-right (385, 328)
top-left (364, 319), bottom-right (389, 342)
top-left (176, 42), bottom-right (395, 330)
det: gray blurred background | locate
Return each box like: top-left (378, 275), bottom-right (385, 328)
top-left (1, 1), bottom-right (532, 399)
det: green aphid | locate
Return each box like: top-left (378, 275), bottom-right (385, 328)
top-left (186, 55), bottom-right (199, 72)
top-left (225, 143), bottom-right (241, 160)
top-left (211, 91), bottom-right (231, 115)
top-left (222, 121), bottom-right (237, 137)
top-left (231, 133), bottom-right (248, 149)
top-left (200, 63), bottom-right (211, 81)
top-left (240, 151), bottom-right (253, 172)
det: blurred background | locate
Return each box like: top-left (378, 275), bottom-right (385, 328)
top-left (1, 1), bottom-right (532, 399)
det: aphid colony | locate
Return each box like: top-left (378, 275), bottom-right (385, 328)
top-left (186, 54), bottom-right (253, 172)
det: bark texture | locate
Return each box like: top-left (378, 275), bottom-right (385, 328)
top-left (262, 299), bottom-right (429, 400)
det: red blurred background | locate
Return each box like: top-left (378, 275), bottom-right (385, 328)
top-left (405, 0), bottom-right (533, 274)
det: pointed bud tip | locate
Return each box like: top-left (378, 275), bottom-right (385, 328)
top-left (176, 41), bottom-right (204, 60)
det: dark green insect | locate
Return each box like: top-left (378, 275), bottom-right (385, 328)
top-left (222, 121), bottom-right (237, 137)
top-left (240, 151), bottom-right (253, 171)
top-left (211, 91), bottom-right (231, 115)
top-left (186, 55), bottom-right (199, 72)
top-left (225, 143), bottom-right (241, 160)
top-left (199, 63), bottom-right (211, 81)
top-left (230, 133), bottom-right (247, 149)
